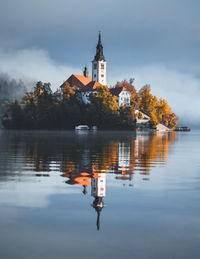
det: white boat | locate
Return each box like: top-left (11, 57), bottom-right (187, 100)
top-left (75, 125), bottom-right (89, 130)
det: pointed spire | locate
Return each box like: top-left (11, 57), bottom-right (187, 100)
top-left (98, 31), bottom-right (102, 45)
top-left (94, 31), bottom-right (105, 61)
top-left (92, 196), bottom-right (104, 231)
top-left (96, 210), bottom-right (100, 231)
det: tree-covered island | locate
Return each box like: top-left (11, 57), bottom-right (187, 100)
top-left (1, 79), bottom-right (178, 130)
top-left (1, 33), bottom-right (178, 131)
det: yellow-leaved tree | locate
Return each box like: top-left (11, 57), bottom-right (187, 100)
top-left (156, 98), bottom-right (171, 123)
top-left (87, 85), bottom-right (119, 128)
top-left (90, 85), bottom-right (119, 111)
top-left (62, 82), bottom-right (75, 100)
top-left (139, 85), bottom-right (178, 128)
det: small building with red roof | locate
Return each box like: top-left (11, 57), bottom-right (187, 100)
top-left (60, 66), bottom-right (92, 91)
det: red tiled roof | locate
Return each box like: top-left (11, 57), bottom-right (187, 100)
top-left (109, 86), bottom-right (129, 97)
top-left (60, 74), bottom-right (92, 89)
top-left (81, 81), bottom-right (102, 92)
top-left (73, 74), bottom-right (92, 85)
top-left (65, 172), bottom-right (91, 186)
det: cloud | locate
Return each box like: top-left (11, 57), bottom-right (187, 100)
top-left (0, 48), bottom-right (81, 90)
top-left (0, 178), bottom-right (79, 209)
top-left (1, 0), bottom-right (200, 68)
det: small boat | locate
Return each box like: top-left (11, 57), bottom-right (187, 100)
top-left (174, 126), bottom-right (191, 132)
top-left (75, 125), bottom-right (89, 130)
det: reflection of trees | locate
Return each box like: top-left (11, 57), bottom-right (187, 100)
top-left (0, 131), bottom-right (177, 185)
top-left (0, 131), bottom-right (177, 231)
top-left (135, 132), bottom-right (177, 178)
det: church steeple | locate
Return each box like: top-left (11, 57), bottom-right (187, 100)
top-left (94, 32), bottom-right (105, 62)
top-left (92, 32), bottom-right (107, 85)
top-left (92, 196), bottom-right (104, 231)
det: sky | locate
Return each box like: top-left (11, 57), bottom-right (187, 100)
top-left (0, 0), bottom-right (200, 126)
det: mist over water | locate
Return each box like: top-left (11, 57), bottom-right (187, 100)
top-left (0, 130), bottom-right (200, 259)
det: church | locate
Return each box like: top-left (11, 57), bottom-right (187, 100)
top-left (58, 32), bottom-right (131, 107)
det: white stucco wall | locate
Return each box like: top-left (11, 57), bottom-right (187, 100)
top-left (91, 173), bottom-right (106, 197)
top-left (92, 60), bottom-right (107, 86)
top-left (118, 91), bottom-right (131, 107)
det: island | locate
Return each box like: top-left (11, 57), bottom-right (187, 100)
top-left (1, 33), bottom-right (178, 130)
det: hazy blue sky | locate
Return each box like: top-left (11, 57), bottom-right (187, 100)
top-left (0, 0), bottom-right (200, 125)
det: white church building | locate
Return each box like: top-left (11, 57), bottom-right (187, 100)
top-left (58, 32), bottom-right (131, 107)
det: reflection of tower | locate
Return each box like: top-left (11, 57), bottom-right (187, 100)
top-left (91, 173), bottom-right (106, 231)
top-left (118, 142), bottom-right (130, 169)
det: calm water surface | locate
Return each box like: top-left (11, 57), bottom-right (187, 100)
top-left (0, 130), bottom-right (200, 259)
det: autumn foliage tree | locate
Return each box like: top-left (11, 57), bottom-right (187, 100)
top-left (139, 85), bottom-right (177, 128)
top-left (61, 81), bottom-right (75, 100)
top-left (86, 85), bottom-right (120, 128)
top-left (90, 85), bottom-right (119, 111)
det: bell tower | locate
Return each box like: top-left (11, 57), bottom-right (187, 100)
top-left (92, 32), bottom-right (107, 86)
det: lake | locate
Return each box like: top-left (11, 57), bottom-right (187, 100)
top-left (0, 130), bottom-right (199, 259)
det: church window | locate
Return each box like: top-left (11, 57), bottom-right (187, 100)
top-left (101, 64), bottom-right (104, 69)
top-left (101, 74), bottom-right (104, 77)
top-left (94, 64), bottom-right (97, 69)
top-left (94, 74), bottom-right (96, 77)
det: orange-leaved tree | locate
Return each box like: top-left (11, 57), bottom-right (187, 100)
top-left (87, 85), bottom-right (119, 128)
top-left (61, 81), bottom-right (75, 100)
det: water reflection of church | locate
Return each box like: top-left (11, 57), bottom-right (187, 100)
top-left (61, 133), bottom-right (177, 230)
top-left (63, 140), bottom-right (132, 230)
top-left (21, 131), bottom-right (177, 230)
